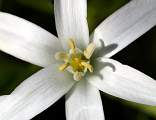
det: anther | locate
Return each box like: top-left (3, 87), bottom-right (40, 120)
top-left (73, 72), bottom-right (83, 81)
top-left (59, 63), bottom-right (69, 71)
top-left (55, 52), bottom-right (68, 62)
top-left (84, 42), bottom-right (96, 59)
top-left (81, 62), bottom-right (93, 72)
top-left (68, 39), bottom-right (76, 54)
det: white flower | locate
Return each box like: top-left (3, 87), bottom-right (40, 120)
top-left (0, 0), bottom-right (156, 120)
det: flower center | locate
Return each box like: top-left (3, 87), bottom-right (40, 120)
top-left (55, 39), bottom-right (96, 81)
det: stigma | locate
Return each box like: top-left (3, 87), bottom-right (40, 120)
top-left (55, 39), bottom-right (96, 81)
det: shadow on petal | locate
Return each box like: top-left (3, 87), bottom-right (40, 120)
top-left (88, 59), bottom-right (116, 80)
top-left (92, 39), bottom-right (118, 58)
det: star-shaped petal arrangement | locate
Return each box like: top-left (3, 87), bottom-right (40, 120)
top-left (0, 0), bottom-right (156, 120)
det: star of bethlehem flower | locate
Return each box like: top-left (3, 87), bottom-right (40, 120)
top-left (0, 0), bottom-right (156, 120)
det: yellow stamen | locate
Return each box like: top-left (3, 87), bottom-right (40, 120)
top-left (55, 52), bottom-right (68, 62)
top-left (68, 39), bottom-right (76, 54)
top-left (59, 63), bottom-right (69, 71)
top-left (84, 43), bottom-right (96, 59)
top-left (81, 62), bottom-right (93, 72)
top-left (55, 39), bottom-right (96, 81)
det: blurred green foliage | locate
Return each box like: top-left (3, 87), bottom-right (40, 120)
top-left (16, 0), bottom-right (53, 13)
top-left (0, 0), bottom-right (156, 120)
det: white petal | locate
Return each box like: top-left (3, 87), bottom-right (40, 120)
top-left (87, 58), bottom-right (156, 105)
top-left (92, 0), bottom-right (156, 58)
top-left (66, 80), bottom-right (105, 120)
top-left (0, 12), bottom-right (62, 67)
top-left (54, 0), bottom-right (89, 50)
top-left (0, 95), bottom-right (8, 102)
top-left (0, 64), bottom-right (75, 120)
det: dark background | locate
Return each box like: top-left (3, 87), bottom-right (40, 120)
top-left (0, 0), bottom-right (156, 120)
